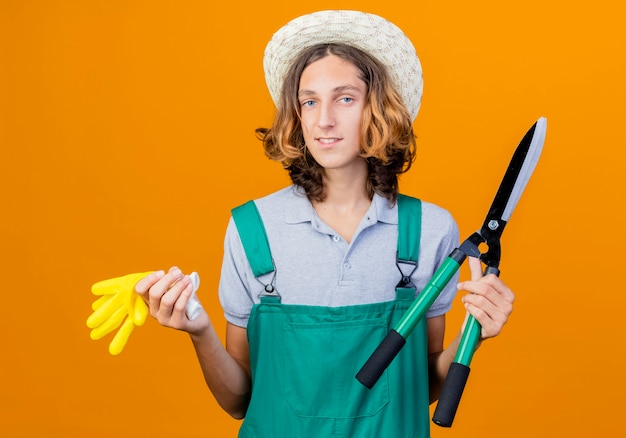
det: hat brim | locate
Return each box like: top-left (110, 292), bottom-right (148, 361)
top-left (263, 10), bottom-right (423, 121)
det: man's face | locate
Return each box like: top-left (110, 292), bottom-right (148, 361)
top-left (298, 55), bottom-right (367, 173)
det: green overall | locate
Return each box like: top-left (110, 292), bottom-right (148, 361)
top-left (231, 195), bottom-right (430, 438)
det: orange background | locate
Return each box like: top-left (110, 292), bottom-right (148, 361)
top-left (1, 1), bottom-right (624, 437)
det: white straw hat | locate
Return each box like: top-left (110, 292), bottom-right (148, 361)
top-left (263, 10), bottom-right (423, 121)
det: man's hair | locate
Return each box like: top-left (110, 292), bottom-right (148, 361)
top-left (256, 43), bottom-right (417, 203)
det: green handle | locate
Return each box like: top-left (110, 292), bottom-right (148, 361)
top-left (433, 266), bottom-right (499, 427)
top-left (432, 299), bottom-right (482, 428)
top-left (455, 264), bottom-right (499, 365)
top-left (356, 249), bottom-right (466, 389)
top-left (394, 250), bottom-right (464, 338)
top-left (454, 315), bottom-right (481, 365)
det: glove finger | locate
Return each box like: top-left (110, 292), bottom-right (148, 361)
top-left (90, 305), bottom-right (127, 340)
top-left (91, 276), bottom-right (126, 296)
top-left (133, 294), bottom-right (149, 326)
top-left (91, 294), bottom-right (113, 311)
top-left (108, 317), bottom-right (135, 355)
top-left (86, 291), bottom-right (125, 329)
top-left (91, 271), bottom-right (153, 296)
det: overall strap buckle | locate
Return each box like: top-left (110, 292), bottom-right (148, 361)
top-left (258, 268), bottom-right (281, 300)
top-left (396, 252), bottom-right (418, 289)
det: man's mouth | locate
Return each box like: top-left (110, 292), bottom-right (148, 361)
top-left (317, 138), bottom-right (341, 144)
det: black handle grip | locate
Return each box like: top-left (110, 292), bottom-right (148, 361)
top-left (356, 329), bottom-right (406, 389)
top-left (432, 362), bottom-right (471, 427)
top-left (484, 266), bottom-right (500, 276)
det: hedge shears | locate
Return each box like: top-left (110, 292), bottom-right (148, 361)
top-left (356, 117), bottom-right (547, 427)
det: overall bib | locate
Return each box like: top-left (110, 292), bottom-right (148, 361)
top-left (232, 195), bottom-right (430, 438)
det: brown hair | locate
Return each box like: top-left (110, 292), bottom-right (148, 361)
top-left (255, 43), bottom-right (417, 204)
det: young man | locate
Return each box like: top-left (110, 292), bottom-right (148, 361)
top-left (136, 10), bottom-right (514, 437)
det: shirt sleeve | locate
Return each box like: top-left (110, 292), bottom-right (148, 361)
top-left (422, 205), bottom-right (461, 318)
top-left (218, 217), bottom-right (258, 328)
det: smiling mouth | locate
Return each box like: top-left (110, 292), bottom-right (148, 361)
top-left (317, 138), bottom-right (341, 144)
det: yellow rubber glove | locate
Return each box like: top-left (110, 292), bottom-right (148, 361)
top-left (87, 271), bottom-right (202, 355)
top-left (87, 272), bottom-right (153, 355)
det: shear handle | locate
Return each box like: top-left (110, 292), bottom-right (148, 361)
top-left (433, 234), bottom-right (501, 427)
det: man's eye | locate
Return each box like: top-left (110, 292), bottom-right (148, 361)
top-left (301, 100), bottom-right (315, 107)
top-left (340, 97), bottom-right (353, 103)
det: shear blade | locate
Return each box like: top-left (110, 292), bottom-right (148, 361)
top-left (485, 117), bottom-right (547, 228)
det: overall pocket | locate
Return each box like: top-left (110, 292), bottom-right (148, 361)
top-left (283, 317), bottom-right (390, 419)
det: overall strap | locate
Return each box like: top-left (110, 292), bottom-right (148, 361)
top-left (231, 200), bottom-right (275, 277)
top-left (396, 194), bottom-right (422, 289)
top-left (232, 195), bottom-right (422, 287)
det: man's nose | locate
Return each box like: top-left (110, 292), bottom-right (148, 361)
top-left (317, 102), bottom-right (335, 128)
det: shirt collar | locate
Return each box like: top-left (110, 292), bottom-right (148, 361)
top-left (374, 193), bottom-right (397, 224)
top-left (285, 186), bottom-right (397, 225)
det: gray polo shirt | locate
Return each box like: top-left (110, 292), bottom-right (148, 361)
top-left (219, 185), bottom-right (460, 328)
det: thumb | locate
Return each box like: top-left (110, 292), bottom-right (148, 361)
top-left (133, 270), bottom-right (163, 295)
top-left (467, 256), bottom-right (484, 281)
